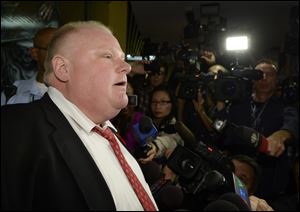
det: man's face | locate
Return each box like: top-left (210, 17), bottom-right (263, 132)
top-left (64, 27), bottom-right (131, 123)
top-left (232, 159), bottom-right (255, 195)
top-left (253, 63), bottom-right (277, 95)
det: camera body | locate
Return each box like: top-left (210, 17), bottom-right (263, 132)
top-left (167, 143), bottom-right (235, 196)
top-left (177, 67), bottom-right (254, 101)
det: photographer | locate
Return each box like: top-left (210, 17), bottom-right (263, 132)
top-left (214, 58), bottom-right (299, 209)
top-left (192, 64), bottom-right (228, 131)
top-left (176, 49), bottom-right (221, 144)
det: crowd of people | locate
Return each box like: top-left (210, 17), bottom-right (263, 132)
top-left (1, 19), bottom-right (299, 211)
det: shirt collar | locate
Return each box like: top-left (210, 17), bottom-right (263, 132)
top-left (47, 86), bottom-right (117, 133)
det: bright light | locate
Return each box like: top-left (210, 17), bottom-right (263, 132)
top-left (226, 36), bottom-right (248, 51)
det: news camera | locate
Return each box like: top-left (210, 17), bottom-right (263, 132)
top-left (166, 124), bottom-right (253, 209)
top-left (177, 66), bottom-right (263, 101)
top-left (167, 141), bottom-right (235, 196)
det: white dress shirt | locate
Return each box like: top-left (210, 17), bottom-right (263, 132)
top-left (47, 87), bottom-right (157, 211)
top-left (3, 74), bottom-right (48, 105)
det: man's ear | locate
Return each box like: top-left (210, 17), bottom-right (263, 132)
top-left (30, 47), bottom-right (39, 61)
top-left (52, 55), bottom-right (70, 82)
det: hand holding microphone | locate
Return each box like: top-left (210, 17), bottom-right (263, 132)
top-left (139, 142), bottom-right (157, 164)
top-left (266, 129), bottom-right (291, 157)
top-left (132, 115), bottom-right (158, 160)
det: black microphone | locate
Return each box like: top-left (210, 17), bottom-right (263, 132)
top-left (232, 69), bottom-right (264, 80)
top-left (219, 192), bottom-right (251, 211)
top-left (154, 184), bottom-right (184, 210)
top-left (234, 125), bottom-right (269, 154)
top-left (174, 121), bottom-right (197, 149)
top-left (212, 119), bottom-right (269, 154)
top-left (197, 170), bottom-right (226, 193)
top-left (139, 161), bottom-right (162, 187)
top-left (204, 199), bottom-right (239, 211)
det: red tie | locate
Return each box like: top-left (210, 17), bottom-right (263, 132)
top-left (93, 126), bottom-right (157, 211)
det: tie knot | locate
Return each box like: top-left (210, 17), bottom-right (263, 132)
top-left (93, 126), bottom-right (117, 144)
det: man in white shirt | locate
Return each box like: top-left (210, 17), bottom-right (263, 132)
top-left (1, 27), bottom-right (57, 105)
top-left (1, 21), bottom-right (158, 211)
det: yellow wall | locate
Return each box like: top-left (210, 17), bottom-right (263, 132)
top-left (108, 1), bottom-right (128, 51)
top-left (58, 1), bottom-right (128, 51)
top-left (58, 1), bottom-right (86, 23)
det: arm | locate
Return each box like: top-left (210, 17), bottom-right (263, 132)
top-left (139, 133), bottom-right (183, 164)
top-left (192, 89), bottom-right (214, 132)
top-left (267, 106), bottom-right (298, 157)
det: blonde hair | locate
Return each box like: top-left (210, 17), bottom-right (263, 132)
top-left (43, 21), bottom-right (112, 84)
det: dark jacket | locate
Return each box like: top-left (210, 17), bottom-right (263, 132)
top-left (1, 93), bottom-right (116, 210)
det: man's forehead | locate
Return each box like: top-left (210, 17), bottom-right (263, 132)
top-left (255, 63), bottom-right (277, 72)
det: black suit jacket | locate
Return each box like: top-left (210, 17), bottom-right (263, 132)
top-left (1, 93), bottom-right (116, 210)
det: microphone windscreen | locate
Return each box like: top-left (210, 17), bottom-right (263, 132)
top-left (139, 116), bottom-right (153, 133)
top-left (140, 161), bottom-right (162, 186)
top-left (204, 199), bottom-right (239, 211)
top-left (219, 192), bottom-right (251, 211)
top-left (155, 185), bottom-right (184, 210)
top-left (174, 121), bottom-right (197, 149)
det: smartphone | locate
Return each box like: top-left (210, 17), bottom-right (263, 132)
top-left (128, 95), bottom-right (138, 107)
top-left (232, 173), bottom-right (251, 210)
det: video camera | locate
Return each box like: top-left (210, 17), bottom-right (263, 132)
top-left (167, 121), bottom-right (252, 208)
top-left (177, 67), bottom-right (263, 101)
top-left (167, 142), bottom-right (235, 196)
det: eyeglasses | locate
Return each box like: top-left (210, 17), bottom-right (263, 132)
top-left (151, 100), bottom-right (171, 106)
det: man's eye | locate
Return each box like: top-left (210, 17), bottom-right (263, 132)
top-left (104, 54), bottom-right (112, 59)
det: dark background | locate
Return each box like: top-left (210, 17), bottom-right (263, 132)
top-left (130, 1), bottom-right (298, 60)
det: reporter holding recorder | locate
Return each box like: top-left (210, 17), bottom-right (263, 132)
top-left (1, 21), bottom-right (158, 211)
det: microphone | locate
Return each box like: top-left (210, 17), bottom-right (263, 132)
top-left (139, 161), bottom-right (162, 186)
top-left (197, 170), bottom-right (226, 193)
top-left (174, 121), bottom-right (197, 149)
top-left (153, 184), bottom-right (184, 210)
top-left (212, 119), bottom-right (269, 154)
top-left (234, 125), bottom-right (269, 154)
top-left (204, 199), bottom-right (239, 211)
top-left (133, 116), bottom-right (158, 158)
top-left (219, 193), bottom-right (251, 211)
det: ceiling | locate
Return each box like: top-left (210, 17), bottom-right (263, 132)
top-left (130, 1), bottom-right (298, 57)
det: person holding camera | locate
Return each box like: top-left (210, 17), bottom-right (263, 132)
top-left (176, 50), bottom-right (224, 146)
top-left (215, 58), bottom-right (299, 209)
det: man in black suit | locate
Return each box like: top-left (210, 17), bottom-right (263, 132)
top-left (1, 21), bottom-right (158, 210)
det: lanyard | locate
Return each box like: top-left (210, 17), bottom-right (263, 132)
top-left (250, 99), bottom-right (269, 130)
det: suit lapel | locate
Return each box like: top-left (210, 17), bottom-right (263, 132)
top-left (40, 94), bottom-right (116, 210)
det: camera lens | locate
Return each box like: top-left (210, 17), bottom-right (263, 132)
top-left (181, 159), bottom-right (195, 172)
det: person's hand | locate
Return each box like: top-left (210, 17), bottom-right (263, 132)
top-left (138, 143), bottom-right (157, 164)
top-left (249, 195), bottom-right (274, 211)
top-left (266, 129), bottom-right (292, 157)
top-left (200, 50), bottom-right (216, 65)
top-left (192, 89), bottom-right (205, 115)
